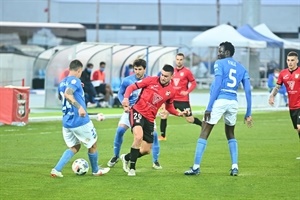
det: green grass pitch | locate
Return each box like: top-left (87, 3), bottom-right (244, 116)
top-left (0, 110), bottom-right (299, 199)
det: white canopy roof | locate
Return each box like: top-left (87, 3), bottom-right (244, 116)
top-left (191, 24), bottom-right (267, 48)
top-left (254, 23), bottom-right (300, 50)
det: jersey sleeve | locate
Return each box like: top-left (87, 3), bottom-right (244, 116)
top-left (135, 76), bottom-right (153, 88)
top-left (118, 78), bottom-right (129, 102)
top-left (276, 72), bottom-right (283, 85)
top-left (186, 70), bottom-right (197, 93)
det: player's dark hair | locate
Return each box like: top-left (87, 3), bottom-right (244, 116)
top-left (100, 61), bottom-right (106, 66)
top-left (133, 59), bottom-right (146, 69)
top-left (86, 63), bottom-right (93, 68)
top-left (177, 52), bottom-right (185, 57)
top-left (220, 41), bottom-right (235, 56)
top-left (287, 51), bottom-right (298, 57)
top-left (69, 59), bottom-right (83, 71)
top-left (162, 64), bottom-right (174, 75)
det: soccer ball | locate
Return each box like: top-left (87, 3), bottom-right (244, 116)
top-left (72, 158), bottom-right (89, 175)
top-left (96, 113), bottom-right (105, 121)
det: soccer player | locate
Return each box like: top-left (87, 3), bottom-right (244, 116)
top-left (158, 53), bottom-right (202, 141)
top-left (184, 41), bottom-right (253, 176)
top-left (107, 59), bottom-right (162, 169)
top-left (269, 51), bottom-right (300, 160)
top-left (121, 64), bottom-right (190, 176)
top-left (50, 59), bottom-right (110, 178)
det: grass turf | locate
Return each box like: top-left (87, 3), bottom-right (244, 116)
top-left (0, 111), bottom-right (299, 199)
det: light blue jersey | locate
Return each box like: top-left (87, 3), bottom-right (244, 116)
top-left (58, 76), bottom-right (90, 128)
top-left (207, 57), bottom-right (251, 117)
top-left (118, 74), bottom-right (147, 106)
top-left (211, 57), bottom-right (249, 100)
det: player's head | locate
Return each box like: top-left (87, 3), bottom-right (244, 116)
top-left (99, 61), bottom-right (106, 72)
top-left (175, 53), bottom-right (185, 68)
top-left (133, 59), bottom-right (147, 79)
top-left (160, 64), bottom-right (174, 85)
top-left (86, 63), bottom-right (94, 72)
top-left (69, 59), bottom-right (83, 78)
top-left (218, 41), bottom-right (235, 59)
top-left (286, 51), bottom-right (298, 71)
top-left (273, 68), bottom-right (280, 77)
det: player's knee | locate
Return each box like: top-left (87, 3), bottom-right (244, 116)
top-left (71, 144), bottom-right (81, 153)
top-left (186, 116), bottom-right (194, 123)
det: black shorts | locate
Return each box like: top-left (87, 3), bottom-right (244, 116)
top-left (173, 101), bottom-right (193, 117)
top-left (129, 108), bottom-right (154, 143)
top-left (289, 108), bottom-right (300, 129)
top-left (95, 83), bottom-right (106, 95)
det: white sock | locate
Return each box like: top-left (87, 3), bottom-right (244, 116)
top-left (193, 164), bottom-right (200, 170)
top-left (232, 164), bottom-right (238, 169)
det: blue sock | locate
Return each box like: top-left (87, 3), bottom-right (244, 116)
top-left (88, 151), bottom-right (99, 173)
top-left (113, 126), bottom-right (127, 157)
top-left (152, 131), bottom-right (160, 162)
top-left (193, 138), bottom-right (207, 166)
top-left (54, 149), bottom-right (74, 172)
top-left (228, 139), bottom-right (238, 165)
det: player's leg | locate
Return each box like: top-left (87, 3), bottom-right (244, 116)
top-left (224, 100), bottom-right (239, 176)
top-left (178, 101), bottom-right (202, 126)
top-left (152, 130), bottom-right (162, 169)
top-left (289, 109), bottom-right (300, 159)
top-left (77, 121), bottom-right (110, 175)
top-left (51, 127), bottom-right (80, 177)
top-left (159, 104), bottom-right (168, 140)
top-left (107, 113), bottom-right (130, 167)
top-left (185, 99), bottom-right (224, 175)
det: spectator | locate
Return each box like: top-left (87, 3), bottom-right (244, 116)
top-left (80, 63), bottom-right (97, 107)
top-left (92, 61), bottom-right (113, 107)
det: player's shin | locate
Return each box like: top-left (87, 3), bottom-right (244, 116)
top-left (88, 151), bottom-right (99, 173)
top-left (113, 126), bottom-right (127, 157)
top-left (228, 139), bottom-right (238, 169)
top-left (54, 149), bottom-right (75, 171)
top-left (129, 148), bottom-right (140, 170)
top-left (152, 131), bottom-right (160, 162)
top-left (193, 138), bottom-right (207, 170)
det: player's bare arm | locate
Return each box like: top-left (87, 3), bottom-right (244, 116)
top-left (122, 98), bottom-right (130, 112)
top-left (65, 88), bottom-right (86, 117)
top-left (268, 84), bottom-right (281, 106)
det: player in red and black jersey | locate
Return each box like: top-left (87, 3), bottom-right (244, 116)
top-left (120, 64), bottom-right (189, 176)
top-left (269, 51), bottom-right (300, 160)
top-left (159, 53), bottom-right (202, 141)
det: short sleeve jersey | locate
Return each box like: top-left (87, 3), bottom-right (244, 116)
top-left (277, 67), bottom-right (300, 110)
top-left (133, 76), bottom-right (176, 122)
top-left (172, 67), bottom-right (195, 101)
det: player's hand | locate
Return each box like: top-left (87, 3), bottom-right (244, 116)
top-left (180, 91), bottom-right (189, 96)
top-left (244, 116), bottom-right (253, 128)
top-left (78, 106), bottom-right (86, 117)
top-left (204, 110), bottom-right (211, 122)
top-left (182, 109), bottom-right (190, 117)
top-left (122, 98), bottom-right (130, 112)
top-left (268, 96), bottom-right (275, 106)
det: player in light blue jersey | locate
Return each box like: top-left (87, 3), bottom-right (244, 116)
top-left (50, 59), bottom-right (110, 177)
top-left (184, 41), bottom-right (253, 176)
top-left (107, 59), bottom-right (162, 170)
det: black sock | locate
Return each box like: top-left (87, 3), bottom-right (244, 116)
top-left (138, 152), bottom-right (147, 158)
top-left (125, 153), bottom-right (130, 161)
top-left (298, 131), bottom-right (300, 139)
top-left (129, 148), bottom-right (140, 170)
top-left (193, 117), bottom-right (202, 127)
top-left (160, 119), bottom-right (167, 137)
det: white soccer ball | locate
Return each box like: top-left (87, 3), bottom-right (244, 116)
top-left (96, 113), bottom-right (105, 121)
top-left (72, 158), bottom-right (89, 175)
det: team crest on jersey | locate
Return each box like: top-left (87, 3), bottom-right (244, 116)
top-left (180, 72), bottom-right (184, 76)
top-left (165, 91), bottom-right (171, 96)
top-left (287, 81), bottom-right (295, 90)
top-left (71, 79), bottom-right (77, 84)
top-left (152, 93), bottom-right (163, 104)
top-left (173, 78), bottom-right (180, 86)
top-left (295, 74), bottom-right (299, 79)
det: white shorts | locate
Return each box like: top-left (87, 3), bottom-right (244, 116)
top-left (63, 121), bottom-right (97, 149)
top-left (118, 111), bottom-right (157, 129)
top-left (206, 99), bottom-right (238, 126)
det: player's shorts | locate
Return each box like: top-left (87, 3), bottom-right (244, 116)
top-left (174, 101), bottom-right (193, 116)
top-left (129, 108), bottom-right (154, 143)
top-left (206, 99), bottom-right (238, 126)
top-left (63, 120), bottom-right (97, 149)
top-left (119, 111), bottom-right (157, 129)
top-left (289, 108), bottom-right (300, 129)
